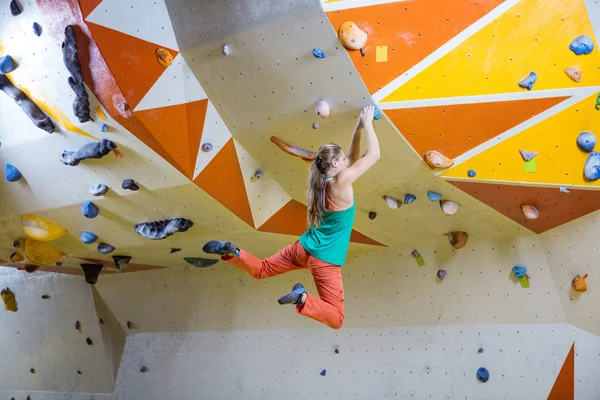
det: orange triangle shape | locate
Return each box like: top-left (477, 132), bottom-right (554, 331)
top-left (135, 99), bottom-right (208, 179)
top-left (78, 0), bottom-right (103, 19)
top-left (258, 200), bottom-right (384, 246)
top-left (86, 22), bottom-right (179, 110)
top-left (449, 181), bottom-right (600, 234)
top-left (548, 343), bottom-right (574, 400)
top-left (325, 0), bottom-right (504, 94)
top-left (386, 96), bottom-right (568, 160)
top-left (193, 139), bottom-right (254, 226)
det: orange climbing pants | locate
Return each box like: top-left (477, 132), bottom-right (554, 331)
top-left (224, 241), bottom-right (345, 329)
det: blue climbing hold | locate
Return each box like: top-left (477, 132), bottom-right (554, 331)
top-left (374, 106), bottom-right (382, 120)
top-left (320, 369), bottom-right (326, 376)
top-left (427, 191), bottom-right (442, 201)
top-left (476, 367), bottom-right (489, 383)
top-left (404, 194), bottom-right (416, 204)
top-left (140, 366), bottom-right (148, 373)
top-left (518, 72), bottom-right (537, 90)
top-left (577, 132), bottom-right (596, 152)
top-left (100, 124), bottom-right (109, 133)
top-left (512, 265), bottom-right (527, 278)
top-left (0, 55), bottom-right (16, 74)
top-left (5, 164), bottom-right (22, 182)
top-left (33, 22), bottom-right (42, 37)
top-left (82, 201), bottom-right (99, 218)
top-left (468, 170), bottom-right (477, 177)
top-left (569, 35), bottom-right (595, 55)
top-left (312, 48), bottom-right (325, 59)
top-left (97, 243), bottom-right (115, 254)
top-left (80, 231), bottom-right (98, 244)
top-left (584, 152), bottom-right (600, 181)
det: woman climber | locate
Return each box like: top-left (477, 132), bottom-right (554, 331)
top-left (203, 105), bottom-right (380, 329)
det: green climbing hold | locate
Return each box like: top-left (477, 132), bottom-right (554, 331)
top-left (595, 92), bottom-right (600, 111)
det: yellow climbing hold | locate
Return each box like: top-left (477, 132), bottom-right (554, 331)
top-left (156, 48), bottom-right (173, 68)
top-left (1, 288), bottom-right (17, 312)
top-left (95, 106), bottom-right (107, 120)
top-left (21, 215), bottom-right (67, 241)
top-left (23, 238), bottom-right (63, 266)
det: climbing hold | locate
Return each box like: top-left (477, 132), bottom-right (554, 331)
top-left (9, 252), bottom-right (23, 262)
top-left (89, 184), bottom-right (109, 196)
top-left (560, 187), bottom-right (570, 194)
top-left (32, 22), bottom-right (42, 36)
top-left (383, 195), bottom-right (401, 209)
top-left (127, 321), bottom-right (134, 329)
top-left (571, 274), bottom-right (588, 292)
top-left (117, 102), bottom-right (129, 112)
top-left (437, 270), bottom-right (447, 280)
top-left (184, 258), bottom-right (220, 267)
top-left (86, 338), bottom-right (93, 346)
top-left (253, 170), bottom-right (263, 179)
top-left (440, 200), bottom-right (460, 215)
top-left (62, 26), bottom-right (91, 123)
top-left (201, 143), bottom-right (213, 152)
top-left (427, 191), bottom-right (442, 201)
top-left (477, 368), bottom-right (489, 383)
top-left (155, 48), bottom-right (173, 67)
top-left (99, 318), bottom-right (104, 324)
top-left (320, 369), bottom-right (326, 376)
top-left (0, 55), bottom-right (16, 74)
top-left (77, 370), bottom-right (82, 375)
top-left (122, 179), bottom-right (139, 191)
top-left (373, 106), bottom-right (382, 120)
top-left (334, 348), bottom-right (340, 354)
top-left (30, 368), bottom-right (35, 374)
top-left (5, 164), bottom-right (22, 182)
top-left (140, 366), bottom-right (148, 373)
top-left (519, 150), bottom-right (538, 161)
top-left (564, 67), bottom-right (582, 83)
top-left (569, 35), bottom-right (595, 55)
top-left (404, 194), bottom-right (416, 204)
top-left (95, 106), bottom-right (106, 120)
top-left (521, 205), bottom-right (539, 220)
top-left (135, 218), bottom-right (193, 240)
top-left (56, 261), bottom-right (63, 267)
top-left (9, 0), bottom-right (21, 16)
top-left (112, 255), bottom-right (131, 272)
top-left (97, 243), bottom-right (115, 254)
top-left (478, 348), bottom-right (484, 354)
top-left (60, 139), bottom-right (117, 166)
top-left (518, 72), bottom-right (537, 90)
top-left (424, 150), bottom-right (454, 169)
top-left (368, 211), bottom-right (377, 220)
top-left (23, 239), bottom-right (63, 265)
top-left (467, 170), bottom-right (476, 177)
top-left (82, 201), bottom-right (99, 219)
top-left (512, 265), bottom-right (527, 278)
top-left (338, 21), bottom-right (367, 50)
top-left (222, 45), bottom-right (230, 55)
top-left (170, 248), bottom-right (181, 254)
top-left (1, 288), bottom-right (17, 312)
top-left (80, 263), bottom-right (103, 285)
top-left (22, 216), bottom-right (67, 241)
top-left (312, 123), bottom-right (319, 129)
top-left (312, 48), bottom-right (325, 58)
top-left (596, 93), bottom-right (600, 110)
top-left (41, 295), bottom-right (50, 299)
top-left (270, 136), bottom-right (316, 163)
top-left (577, 131), bottom-right (596, 152)
top-left (583, 152), bottom-right (600, 181)
top-left (315, 99), bottom-right (330, 118)
top-left (445, 231), bottom-right (468, 249)
top-left (0, 76), bottom-right (55, 133)
top-left (24, 264), bottom-right (39, 273)
top-left (80, 231), bottom-right (98, 244)
top-left (100, 124), bottom-right (109, 133)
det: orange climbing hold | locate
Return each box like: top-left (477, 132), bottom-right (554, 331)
top-left (424, 150), bottom-right (454, 169)
top-left (270, 136), bottom-right (316, 163)
top-left (445, 231), bottom-right (468, 249)
top-left (338, 21), bottom-right (367, 51)
top-left (155, 48), bottom-right (173, 68)
top-left (520, 204), bottom-right (539, 220)
top-left (571, 273), bottom-right (588, 292)
top-left (564, 67), bottom-right (582, 83)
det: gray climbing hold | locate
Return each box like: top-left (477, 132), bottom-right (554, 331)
top-left (569, 35), bottom-right (595, 55)
top-left (404, 194), bottom-right (416, 204)
top-left (519, 150), bottom-right (538, 161)
top-left (97, 243), bottom-right (115, 254)
top-left (33, 22), bottom-right (42, 37)
top-left (577, 131), bottom-right (596, 152)
top-left (82, 201), bottom-right (99, 218)
top-left (9, 0), bottom-right (22, 16)
top-left (184, 258), bottom-right (220, 268)
top-left (62, 25), bottom-right (91, 123)
top-left (312, 123), bottom-right (319, 129)
top-left (122, 179), bottom-right (139, 191)
top-left (437, 270), bottom-right (447, 280)
top-left (112, 255), bottom-right (131, 271)
top-left (60, 139), bottom-right (116, 166)
top-left (427, 191), bottom-right (442, 201)
top-left (80, 263), bottom-right (103, 284)
top-left (584, 152), bottom-right (600, 181)
top-left (80, 231), bottom-right (98, 244)
top-left (201, 143), bottom-right (213, 152)
top-left (89, 183), bottom-right (109, 196)
top-left (5, 164), bottom-right (22, 182)
top-left (134, 218), bottom-right (193, 240)
top-left (518, 72), bottom-right (537, 90)
top-left (0, 55), bottom-right (16, 74)
top-left (0, 75), bottom-right (55, 133)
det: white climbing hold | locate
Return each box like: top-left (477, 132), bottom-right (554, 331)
top-left (560, 187), bottom-right (570, 194)
top-left (383, 195), bottom-right (401, 209)
top-left (222, 45), bottom-right (230, 55)
top-left (519, 150), bottom-right (538, 162)
top-left (315, 100), bottom-right (330, 118)
top-left (440, 200), bottom-right (460, 215)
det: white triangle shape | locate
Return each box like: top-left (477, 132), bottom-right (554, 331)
top-left (233, 140), bottom-right (292, 229)
top-left (192, 101), bottom-right (232, 179)
top-left (86, 0), bottom-right (179, 50)
top-left (134, 54), bottom-right (207, 112)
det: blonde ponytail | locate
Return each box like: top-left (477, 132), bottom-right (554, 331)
top-left (306, 143), bottom-right (343, 227)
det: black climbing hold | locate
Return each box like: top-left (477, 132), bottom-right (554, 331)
top-left (82, 200), bottom-right (99, 218)
top-left (56, 261), bottom-right (63, 266)
top-left (478, 348), bottom-right (484, 354)
top-left (201, 143), bottom-right (213, 152)
top-left (0, 75), bottom-right (55, 133)
top-left (75, 320), bottom-right (81, 331)
top-left (62, 25), bottom-right (91, 122)
top-left (97, 243), bottom-right (115, 254)
top-left (9, 0), bottom-right (21, 16)
top-left (360, 48), bottom-right (366, 57)
top-left (77, 370), bottom-right (82, 375)
top-left (80, 263), bottom-right (103, 284)
top-left (112, 255), bottom-right (131, 272)
top-left (184, 258), bottom-right (219, 268)
top-left (60, 138), bottom-right (117, 166)
top-left (99, 318), bottom-right (104, 324)
top-left (0, 55), bottom-right (16, 74)
top-left (89, 184), bottom-right (109, 196)
top-left (334, 348), bottom-right (339, 354)
top-left (33, 22), bottom-right (42, 36)
top-left (368, 211), bottom-right (377, 220)
top-left (170, 248), bottom-right (181, 254)
top-left (320, 369), bottom-right (326, 376)
top-left (135, 218), bottom-right (193, 240)
top-left (127, 320), bottom-right (134, 329)
top-left (476, 367), bottom-right (489, 383)
top-left (140, 366), bottom-right (148, 373)
top-left (41, 295), bottom-right (50, 299)
top-left (122, 179), bottom-right (139, 191)
top-left (30, 368), bottom-right (35, 374)
top-left (13, 239), bottom-right (20, 248)
top-left (86, 337), bottom-right (93, 346)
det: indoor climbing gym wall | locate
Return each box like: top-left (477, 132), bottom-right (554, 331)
top-left (0, 0), bottom-right (599, 398)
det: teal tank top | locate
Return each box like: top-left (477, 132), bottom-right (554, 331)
top-left (299, 176), bottom-right (356, 266)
